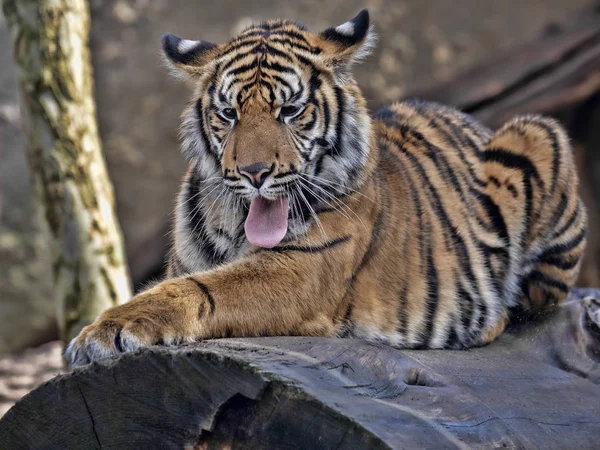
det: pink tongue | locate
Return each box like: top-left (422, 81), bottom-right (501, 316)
top-left (245, 197), bottom-right (290, 248)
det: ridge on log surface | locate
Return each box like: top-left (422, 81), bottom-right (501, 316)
top-left (0, 289), bottom-right (599, 449)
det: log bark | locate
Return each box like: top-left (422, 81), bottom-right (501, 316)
top-left (2, 0), bottom-right (132, 342)
top-left (0, 289), bottom-right (598, 449)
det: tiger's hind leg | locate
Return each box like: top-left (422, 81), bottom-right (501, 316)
top-left (517, 198), bottom-right (587, 317)
top-left (482, 115), bottom-right (587, 318)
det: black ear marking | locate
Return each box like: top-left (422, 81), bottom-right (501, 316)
top-left (320, 9), bottom-right (370, 48)
top-left (162, 33), bottom-right (217, 66)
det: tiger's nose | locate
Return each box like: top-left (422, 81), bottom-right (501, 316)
top-left (238, 162), bottom-right (274, 188)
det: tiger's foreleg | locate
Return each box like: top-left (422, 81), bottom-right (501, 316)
top-left (66, 235), bottom-right (357, 366)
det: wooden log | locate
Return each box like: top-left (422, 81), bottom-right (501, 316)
top-left (0, 289), bottom-right (598, 449)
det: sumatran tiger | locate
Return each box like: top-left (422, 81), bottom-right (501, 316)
top-left (67, 10), bottom-right (587, 366)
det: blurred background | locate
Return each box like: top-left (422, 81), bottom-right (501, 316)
top-left (0, 0), bottom-right (598, 366)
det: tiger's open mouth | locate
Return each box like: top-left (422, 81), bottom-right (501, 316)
top-left (244, 196), bottom-right (290, 248)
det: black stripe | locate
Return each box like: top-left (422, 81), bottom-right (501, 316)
top-left (387, 140), bottom-right (439, 344)
top-left (337, 300), bottom-right (355, 338)
top-left (392, 157), bottom-right (424, 338)
top-left (457, 279), bottom-right (475, 330)
top-left (322, 94), bottom-right (331, 137)
top-left (301, 108), bottom-right (318, 132)
top-left (378, 104), bottom-right (490, 187)
top-left (195, 98), bottom-right (218, 157)
top-left (270, 74), bottom-right (294, 93)
top-left (223, 35), bottom-right (265, 52)
top-left (445, 324), bottom-right (459, 348)
top-left (422, 245), bottom-right (440, 347)
top-left (264, 43), bottom-right (296, 63)
top-left (404, 125), bottom-right (468, 205)
top-left (220, 44), bottom-right (260, 72)
top-left (332, 86), bottom-right (345, 153)
top-left (187, 278), bottom-right (216, 314)
top-left (307, 69), bottom-right (322, 102)
top-left (477, 298), bottom-right (488, 330)
top-left (483, 148), bottom-right (543, 187)
top-left (413, 102), bottom-right (490, 168)
top-left (352, 209), bottom-right (385, 277)
top-left (552, 203), bottom-right (580, 239)
top-left (547, 193), bottom-right (568, 232)
top-left (538, 254), bottom-right (580, 271)
top-left (528, 270), bottom-right (569, 293)
top-left (539, 227), bottom-right (587, 259)
top-left (521, 174), bottom-right (534, 246)
top-left (470, 187), bottom-right (510, 243)
top-left (237, 28), bottom-right (312, 45)
top-left (222, 72), bottom-right (255, 95)
top-left (268, 235), bottom-right (352, 253)
top-left (533, 120), bottom-right (561, 195)
top-left (479, 242), bottom-right (509, 295)
top-left (227, 60), bottom-right (259, 77)
top-left (394, 141), bottom-right (480, 290)
top-left (269, 37), bottom-right (321, 54)
top-left (184, 172), bottom-right (227, 266)
top-left (262, 60), bottom-right (297, 74)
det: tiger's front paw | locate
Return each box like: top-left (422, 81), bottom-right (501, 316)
top-left (65, 281), bottom-right (204, 367)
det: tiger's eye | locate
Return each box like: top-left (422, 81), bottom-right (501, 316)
top-left (279, 105), bottom-right (302, 120)
top-left (221, 108), bottom-right (237, 121)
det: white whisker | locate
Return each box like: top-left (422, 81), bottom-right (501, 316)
top-left (299, 176), bottom-right (365, 228)
top-left (308, 174), bottom-right (374, 202)
top-left (296, 184), bottom-right (328, 242)
top-left (299, 179), bottom-right (355, 224)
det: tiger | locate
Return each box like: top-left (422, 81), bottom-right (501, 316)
top-left (66, 9), bottom-right (587, 366)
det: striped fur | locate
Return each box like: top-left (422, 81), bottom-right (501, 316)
top-left (67, 10), bottom-right (587, 365)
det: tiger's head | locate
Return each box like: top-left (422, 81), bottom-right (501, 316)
top-left (163, 10), bottom-right (376, 248)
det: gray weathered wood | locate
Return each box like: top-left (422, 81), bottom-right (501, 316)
top-left (0, 289), bottom-right (598, 449)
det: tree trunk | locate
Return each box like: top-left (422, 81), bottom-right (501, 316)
top-left (2, 0), bottom-right (132, 343)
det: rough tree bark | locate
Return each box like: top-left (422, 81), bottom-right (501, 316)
top-left (2, 0), bottom-right (131, 342)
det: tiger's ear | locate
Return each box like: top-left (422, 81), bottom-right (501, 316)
top-left (161, 33), bottom-right (219, 77)
top-left (317, 10), bottom-right (376, 79)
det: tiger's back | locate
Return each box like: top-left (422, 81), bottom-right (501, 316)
top-left (338, 100), bottom-right (586, 348)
